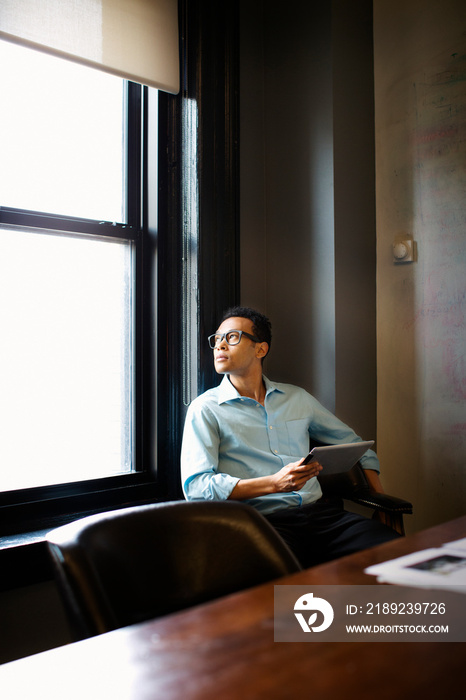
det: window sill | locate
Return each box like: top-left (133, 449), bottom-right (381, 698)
top-left (0, 481), bottom-right (168, 591)
top-left (0, 533), bottom-right (54, 591)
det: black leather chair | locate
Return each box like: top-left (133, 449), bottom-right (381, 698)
top-left (46, 500), bottom-right (301, 640)
top-left (317, 461), bottom-right (413, 536)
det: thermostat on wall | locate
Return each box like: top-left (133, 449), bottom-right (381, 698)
top-left (393, 239), bottom-right (415, 263)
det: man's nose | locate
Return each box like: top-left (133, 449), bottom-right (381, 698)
top-left (216, 334), bottom-right (228, 349)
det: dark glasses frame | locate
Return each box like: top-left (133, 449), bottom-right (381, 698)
top-left (207, 329), bottom-right (261, 349)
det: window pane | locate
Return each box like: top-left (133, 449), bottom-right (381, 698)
top-left (0, 226), bottom-right (134, 492)
top-left (0, 40), bottom-right (125, 223)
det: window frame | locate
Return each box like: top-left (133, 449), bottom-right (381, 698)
top-left (0, 80), bottom-right (161, 534)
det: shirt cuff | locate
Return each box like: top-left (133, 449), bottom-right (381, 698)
top-left (184, 471), bottom-right (240, 501)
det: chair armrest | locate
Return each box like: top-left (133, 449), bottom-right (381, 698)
top-left (348, 490), bottom-right (413, 515)
top-left (318, 463), bottom-right (413, 515)
top-left (316, 453), bottom-right (413, 536)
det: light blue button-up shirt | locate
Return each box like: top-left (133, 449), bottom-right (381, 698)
top-left (181, 375), bottom-right (379, 515)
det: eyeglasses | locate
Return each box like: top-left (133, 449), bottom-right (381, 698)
top-left (207, 329), bottom-right (261, 349)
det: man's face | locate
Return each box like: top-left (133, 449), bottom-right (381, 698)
top-left (212, 316), bottom-right (266, 376)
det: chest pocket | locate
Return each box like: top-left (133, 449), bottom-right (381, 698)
top-left (285, 418), bottom-right (310, 459)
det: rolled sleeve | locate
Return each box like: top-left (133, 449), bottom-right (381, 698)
top-left (183, 470), bottom-right (240, 501)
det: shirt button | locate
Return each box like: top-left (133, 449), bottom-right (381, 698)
top-left (274, 449), bottom-right (278, 454)
top-left (269, 425), bottom-right (273, 430)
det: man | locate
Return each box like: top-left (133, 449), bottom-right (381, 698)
top-left (181, 306), bottom-right (399, 568)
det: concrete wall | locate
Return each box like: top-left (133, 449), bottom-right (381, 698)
top-left (374, 0), bottom-right (466, 531)
top-left (240, 0), bottom-right (466, 534)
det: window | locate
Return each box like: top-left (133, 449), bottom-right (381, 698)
top-left (0, 3), bottom-right (241, 538)
top-left (0, 41), bottom-right (126, 222)
top-left (0, 40), bottom-right (154, 504)
top-left (0, 226), bottom-right (134, 491)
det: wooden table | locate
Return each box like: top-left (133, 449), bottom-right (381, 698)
top-left (1, 516), bottom-right (466, 700)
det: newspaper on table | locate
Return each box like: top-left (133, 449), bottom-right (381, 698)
top-left (364, 537), bottom-right (466, 592)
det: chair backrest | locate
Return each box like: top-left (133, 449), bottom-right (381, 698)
top-left (318, 461), bottom-right (370, 498)
top-left (46, 500), bottom-right (301, 639)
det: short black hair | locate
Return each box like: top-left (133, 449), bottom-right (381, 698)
top-left (220, 306), bottom-right (272, 353)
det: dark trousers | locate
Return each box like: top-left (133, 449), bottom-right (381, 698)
top-left (265, 498), bottom-right (400, 569)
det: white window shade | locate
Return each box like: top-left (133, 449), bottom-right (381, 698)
top-left (0, 0), bottom-right (179, 94)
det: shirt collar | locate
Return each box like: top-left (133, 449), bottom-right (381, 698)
top-left (217, 375), bottom-right (284, 405)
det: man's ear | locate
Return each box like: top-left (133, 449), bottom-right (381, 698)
top-left (256, 342), bottom-right (269, 359)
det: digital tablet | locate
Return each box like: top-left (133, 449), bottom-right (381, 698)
top-left (302, 440), bottom-right (374, 474)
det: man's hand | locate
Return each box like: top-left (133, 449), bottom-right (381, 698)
top-left (228, 458), bottom-right (322, 501)
top-left (272, 459), bottom-right (322, 493)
